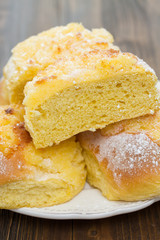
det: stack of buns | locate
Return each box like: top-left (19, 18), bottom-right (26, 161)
top-left (0, 23), bottom-right (160, 209)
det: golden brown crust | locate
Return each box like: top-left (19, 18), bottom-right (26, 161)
top-left (79, 130), bottom-right (160, 182)
top-left (3, 23), bottom-right (116, 103)
top-left (78, 111), bottom-right (160, 200)
top-left (23, 44), bottom-right (158, 112)
top-left (0, 105), bottom-right (31, 185)
top-left (101, 111), bottom-right (160, 145)
top-left (13, 122), bottom-right (32, 144)
top-left (5, 107), bottom-right (14, 114)
top-left (0, 147), bottom-right (28, 185)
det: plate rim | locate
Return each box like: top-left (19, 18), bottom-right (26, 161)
top-left (11, 198), bottom-right (158, 220)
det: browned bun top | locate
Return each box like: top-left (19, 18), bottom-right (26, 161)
top-left (0, 105), bottom-right (31, 185)
top-left (101, 111), bottom-right (160, 145)
top-left (78, 111), bottom-right (160, 186)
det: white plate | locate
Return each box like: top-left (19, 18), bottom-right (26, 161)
top-left (12, 183), bottom-right (160, 219)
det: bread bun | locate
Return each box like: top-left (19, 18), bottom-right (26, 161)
top-left (24, 48), bottom-right (159, 148)
top-left (3, 23), bottom-right (115, 104)
top-left (0, 105), bottom-right (86, 208)
top-left (2, 23), bottom-right (159, 148)
top-left (78, 111), bottom-right (160, 201)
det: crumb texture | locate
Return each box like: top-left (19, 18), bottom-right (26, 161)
top-left (24, 68), bottom-right (159, 148)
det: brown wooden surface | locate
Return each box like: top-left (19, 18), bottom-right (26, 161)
top-left (0, 0), bottom-right (160, 239)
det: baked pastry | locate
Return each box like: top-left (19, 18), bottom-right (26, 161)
top-left (2, 23), bottom-right (159, 148)
top-left (3, 23), bottom-right (115, 104)
top-left (0, 105), bottom-right (86, 208)
top-left (23, 49), bottom-right (159, 148)
top-left (78, 110), bottom-right (160, 201)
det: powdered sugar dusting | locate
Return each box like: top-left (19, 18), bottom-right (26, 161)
top-left (87, 131), bottom-right (160, 184)
top-left (137, 57), bottom-right (155, 75)
top-left (0, 150), bottom-right (25, 184)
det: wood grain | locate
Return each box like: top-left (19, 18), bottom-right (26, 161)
top-left (73, 203), bottom-right (160, 240)
top-left (0, 0), bottom-right (160, 239)
top-left (0, 210), bottom-right (72, 240)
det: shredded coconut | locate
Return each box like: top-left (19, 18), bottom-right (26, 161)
top-left (150, 110), bottom-right (154, 114)
top-left (89, 128), bottom-right (96, 132)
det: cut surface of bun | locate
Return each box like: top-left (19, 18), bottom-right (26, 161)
top-left (24, 49), bottom-right (159, 148)
top-left (2, 23), bottom-right (159, 148)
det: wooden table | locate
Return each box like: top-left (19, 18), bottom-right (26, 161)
top-left (0, 0), bottom-right (160, 239)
